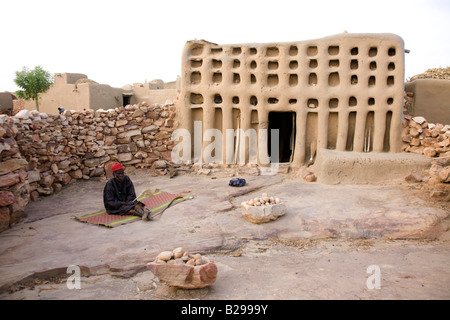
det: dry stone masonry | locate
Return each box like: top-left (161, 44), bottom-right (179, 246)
top-left (0, 117), bottom-right (30, 231)
top-left (177, 33), bottom-right (405, 166)
top-left (0, 101), bottom-right (178, 231)
top-left (402, 115), bottom-right (450, 159)
top-left (402, 115), bottom-right (450, 200)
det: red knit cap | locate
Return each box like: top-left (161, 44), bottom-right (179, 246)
top-left (111, 163), bottom-right (124, 172)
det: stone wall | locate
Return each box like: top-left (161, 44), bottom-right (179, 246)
top-left (0, 117), bottom-right (30, 231)
top-left (0, 101), bottom-right (177, 231)
top-left (402, 115), bottom-right (450, 201)
top-left (402, 115), bottom-right (450, 158)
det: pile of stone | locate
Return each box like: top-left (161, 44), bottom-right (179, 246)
top-left (402, 115), bottom-right (450, 158)
top-left (428, 158), bottom-right (450, 186)
top-left (0, 117), bottom-right (30, 232)
top-left (403, 114), bottom-right (450, 200)
top-left (405, 158), bottom-right (449, 200)
top-left (3, 101), bottom-right (177, 202)
top-left (409, 67), bottom-right (450, 81)
top-left (241, 193), bottom-right (286, 224)
top-left (153, 247), bottom-right (210, 266)
top-left (244, 193), bottom-right (281, 206)
top-left (146, 247), bottom-right (217, 289)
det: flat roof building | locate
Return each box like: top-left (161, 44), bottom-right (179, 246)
top-left (177, 33), bottom-right (405, 167)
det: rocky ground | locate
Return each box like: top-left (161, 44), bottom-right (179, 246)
top-left (0, 169), bottom-right (449, 300)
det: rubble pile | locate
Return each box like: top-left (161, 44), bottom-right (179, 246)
top-left (153, 247), bottom-right (210, 266)
top-left (409, 66), bottom-right (450, 81)
top-left (0, 101), bottom-right (178, 230)
top-left (405, 158), bottom-right (450, 200)
top-left (244, 193), bottom-right (281, 206)
top-left (147, 247), bottom-right (217, 289)
top-left (241, 193), bottom-right (286, 224)
top-left (402, 115), bottom-right (450, 200)
top-left (402, 115), bottom-right (450, 158)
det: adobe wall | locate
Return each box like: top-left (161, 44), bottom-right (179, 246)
top-left (132, 81), bottom-right (178, 106)
top-left (177, 33), bottom-right (405, 166)
top-left (23, 73), bottom-right (179, 113)
top-left (88, 83), bottom-right (125, 110)
top-left (23, 73), bottom-right (91, 113)
top-left (405, 79), bottom-right (450, 124)
top-left (0, 92), bottom-right (15, 115)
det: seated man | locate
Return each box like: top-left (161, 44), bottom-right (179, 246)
top-left (103, 163), bottom-right (151, 220)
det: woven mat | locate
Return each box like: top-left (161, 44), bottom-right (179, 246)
top-left (75, 189), bottom-right (191, 228)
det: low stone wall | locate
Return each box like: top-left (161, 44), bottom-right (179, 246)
top-left (0, 118), bottom-right (30, 231)
top-left (401, 115), bottom-right (450, 158)
top-left (0, 101), bottom-right (178, 231)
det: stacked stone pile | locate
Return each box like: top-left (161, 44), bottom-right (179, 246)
top-left (402, 115), bottom-right (450, 158)
top-left (402, 115), bottom-right (450, 200)
top-left (0, 101), bottom-right (178, 230)
top-left (405, 158), bottom-right (450, 200)
top-left (241, 193), bottom-right (287, 224)
top-left (0, 117), bottom-right (30, 232)
top-left (409, 66), bottom-right (450, 81)
top-left (153, 247), bottom-right (210, 266)
top-left (147, 247), bottom-right (218, 289)
top-left (244, 193), bottom-right (281, 207)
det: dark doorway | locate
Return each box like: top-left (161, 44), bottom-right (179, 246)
top-left (123, 95), bottom-right (131, 106)
top-left (268, 112), bottom-right (296, 163)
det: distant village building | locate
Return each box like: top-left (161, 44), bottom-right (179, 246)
top-left (177, 33), bottom-right (405, 166)
top-left (405, 78), bottom-right (450, 124)
top-left (0, 91), bottom-right (17, 115)
top-left (23, 73), bottom-right (179, 114)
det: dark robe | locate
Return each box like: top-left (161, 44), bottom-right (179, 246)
top-left (103, 175), bottom-right (138, 215)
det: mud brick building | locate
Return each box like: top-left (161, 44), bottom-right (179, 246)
top-left (177, 33), bottom-right (405, 167)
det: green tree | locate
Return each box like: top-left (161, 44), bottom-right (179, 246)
top-left (14, 66), bottom-right (53, 111)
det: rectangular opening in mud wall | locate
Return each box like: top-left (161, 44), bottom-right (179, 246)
top-left (191, 71), bottom-right (201, 84)
top-left (364, 111), bottom-right (375, 152)
top-left (250, 110), bottom-right (258, 132)
top-left (191, 59), bottom-right (202, 68)
top-left (212, 59), bottom-right (222, 68)
top-left (233, 73), bottom-right (241, 84)
top-left (190, 93), bottom-right (204, 105)
top-left (383, 111), bottom-right (393, 152)
top-left (213, 72), bottom-right (222, 84)
top-left (346, 111), bottom-right (356, 151)
top-left (213, 108), bottom-right (223, 158)
top-left (289, 74), bottom-right (298, 86)
top-left (268, 112), bottom-right (296, 163)
top-left (328, 72), bottom-right (340, 86)
top-left (306, 112), bottom-right (318, 161)
top-left (309, 73), bottom-right (318, 85)
top-left (266, 47), bottom-right (280, 57)
top-left (267, 74), bottom-right (279, 87)
top-left (328, 112), bottom-right (338, 149)
top-left (122, 95), bottom-right (131, 106)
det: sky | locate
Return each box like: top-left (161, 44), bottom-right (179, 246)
top-left (1, 0), bottom-right (449, 92)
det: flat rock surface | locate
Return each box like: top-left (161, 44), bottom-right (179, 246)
top-left (0, 170), bottom-right (449, 299)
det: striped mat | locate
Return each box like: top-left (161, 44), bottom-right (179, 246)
top-left (75, 189), bottom-right (191, 228)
